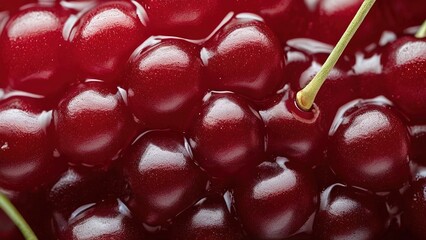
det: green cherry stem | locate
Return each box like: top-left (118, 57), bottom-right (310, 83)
top-left (0, 192), bottom-right (38, 240)
top-left (415, 20), bottom-right (426, 38)
top-left (296, 0), bottom-right (376, 111)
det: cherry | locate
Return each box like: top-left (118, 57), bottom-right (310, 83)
top-left (138, 0), bottom-right (229, 39)
top-left (69, 1), bottom-right (147, 80)
top-left (125, 39), bottom-right (204, 130)
top-left (260, 90), bottom-right (326, 165)
top-left (232, 159), bottom-right (317, 239)
top-left (0, 0), bottom-right (36, 11)
top-left (58, 199), bottom-right (145, 240)
top-left (233, 0), bottom-right (309, 42)
top-left (0, 97), bottom-right (65, 191)
top-left (306, 0), bottom-right (385, 51)
top-left (387, 0), bottom-right (426, 31)
top-left (313, 184), bottom-right (387, 240)
top-left (352, 52), bottom-right (384, 99)
top-left (329, 103), bottom-right (410, 192)
top-left (0, 6), bottom-right (71, 96)
top-left (124, 131), bottom-right (207, 226)
top-left (169, 196), bottom-right (245, 240)
top-left (53, 81), bottom-right (133, 167)
top-left (383, 37), bottom-right (426, 122)
top-left (402, 178), bottom-right (426, 239)
top-left (203, 17), bottom-right (285, 100)
top-left (189, 92), bottom-right (264, 179)
top-left (410, 124), bottom-right (426, 164)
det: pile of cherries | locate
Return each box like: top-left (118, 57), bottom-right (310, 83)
top-left (0, 0), bottom-right (425, 239)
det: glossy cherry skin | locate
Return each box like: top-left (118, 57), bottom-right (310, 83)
top-left (139, 0), bottom-right (228, 39)
top-left (0, 0), bottom-right (36, 11)
top-left (313, 184), bottom-right (387, 240)
top-left (189, 92), bottom-right (264, 179)
top-left (260, 90), bottom-right (326, 165)
top-left (329, 104), bottom-right (410, 192)
top-left (387, 0), bottom-right (426, 31)
top-left (0, 6), bottom-right (71, 96)
top-left (232, 159), bottom-right (317, 239)
top-left (125, 39), bottom-right (204, 130)
top-left (124, 131), bottom-right (207, 226)
top-left (53, 81), bottom-right (133, 166)
top-left (410, 125), bottom-right (426, 164)
top-left (203, 17), bottom-right (285, 100)
top-left (233, 0), bottom-right (309, 42)
top-left (0, 97), bottom-right (65, 191)
top-left (70, 1), bottom-right (147, 79)
top-left (383, 37), bottom-right (426, 121)
top-left (169, 196), bottom-right (245, 240)
top-left (58, 200), bottom-right (145, 240)
top-left (402, 178), bottom-right (426, 239)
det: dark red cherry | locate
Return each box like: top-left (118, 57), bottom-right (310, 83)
top-left (189, 92), bottom-right (264, 179)
top-left (59, 200), bottom-right (145, 240)
top-left (169, 196), bottom-right (245, 240)
top-left (313, 184), bottom-right (387, 240)
top-left (260, 90), bottom-right (326, 165)
top-left (139, 0), bottom-right (228, 39)
top-left (410, 124), bottom-right (426, 164)
top-left (232, 159), bottom-right (317, 239)
top-left (383, 37), bottom-right (426, 121)
top-left (0, 0), bottom-right (36, 11)
top-left (387, 0), bottom-right (426, 31)
top-left (402, 178), bottom-right (426, 239)
top-left (233, 0), bottom-right (309, 41)
top-left (203, 17), bottom-right (285, 100)
top-left (70, 1), bottom-right (147, 79)
top-left (306, 0), bottom-right (385, 50)
top-left (329, 104), bottom-right (410, 192)
top-left (125, 39), bottom-right (204, 130)
top-left (0, 6), bottom-right (71, 96)
top-left (353, 52), bottom-right (384, 99)
top-left (53, 81), bottom-right (133, 166)
top-left (0, 97), bottom-right (65, 191)
top-left (124, 131), bottom-right (207, 226)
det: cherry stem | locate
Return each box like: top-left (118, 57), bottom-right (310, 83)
top-left (296, 0), bottom-right (376, 111)
top-left (0, 193), bottom-right (38, 240)
top-left (415, 20), bottom-right (426, 38)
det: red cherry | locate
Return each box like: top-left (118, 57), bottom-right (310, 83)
top-left (58, 200), bottom-right (145, 240)
top-left (70, 1), bottom-right (147, 79)
top-left (232, 159), bottom-right (318, 239)
top-left (329, 104), bottom-right (410, 192)
top-left (125, 39), bottom-right (204, 130)
top-left (410, 124), bottom-right (426, 164)
top-left (53, 81), bottom-right (133, 167)
top-left (383, 37), bottom-right (426, 122)
top-left (124, 131), bottom-right (207, 226)
top-left (260, 90), bottom-right (326, 166)
top-left (402, 178), bottom-right (426, 239)
top-left (189, 92), bottom-right (265, 179)
top-left (138, 0), bottom-right (229, 39)
top-left (0, 97), bottom-right (65, 191)
top-left (313, 184), bottom-right (387, 240)
top-left (353, 52), bottom-right (384, 99)
top-left (203, 17), bottom-right (285, 100)
top-left (387, 0), bottom-right (426, 31)
top-left (0, 0), bottom-right (36, 11)
top-left (0, 6), bottom-right (71, 96)
top-left (169, 196), bottom-right (245, 240)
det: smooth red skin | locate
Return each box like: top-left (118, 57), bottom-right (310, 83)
top-left (410, 125), bottom-right (426, 164)
top-left (0, 0), bottom-right (36, 11)
top-left (189, 92), bottom-right (265, 179)
top-left (329, 104), bottom-right (410, 192)
top-left (387, 0), bottom-right (426, 31)
top-left (139, 0), bottom-right (229, 39)
top-left (313, 184), bottom-right (387, 240)
top-left (0, 6), bottom-right (71, 96)
top-left (306, 0), bottom-right (385, 50)
top-left (0, 97), bottom-right (65, 191)
top-left (353, 52), bottom-right (384, 99)
top-left (260, 91), bottom-right (326, 166)
top-left (124, 131), bottom-right (207, 226)
top-left (59, 200), bottom-right (145, 240)
top-left (204, 17), bottom-right (285, 100)
top-left (70, 1), bottom-right (147, 79)
top-left (383, 37), bottom-right (426, 121)
top-left (53, 81), bottom-right (133, 166)
top-left (232, 160), bottom-right (317, 239)
top-left (126, 39), bottom-right (204, 130)
top-left (233, 0), bottom-right (309, 41)
top-left (402, 178), bottom-right (426, 239)
top-left (169, 196), bottom-right (245, 240)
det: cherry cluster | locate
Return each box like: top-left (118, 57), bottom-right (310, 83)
top-left (0, 0), bottom-right (425, 239)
